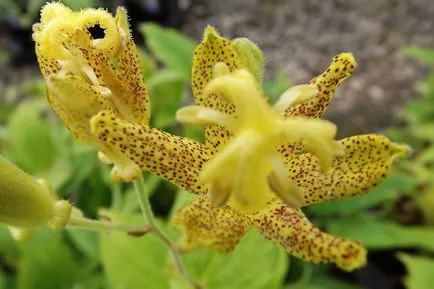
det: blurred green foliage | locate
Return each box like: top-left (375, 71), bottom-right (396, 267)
top-left (1, 11), bottom-right (434, 287)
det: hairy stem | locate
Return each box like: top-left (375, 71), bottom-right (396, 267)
top-left (68, 216), bottom-right (151, 236)
top-left (133, 174), bottom-right (199, 288)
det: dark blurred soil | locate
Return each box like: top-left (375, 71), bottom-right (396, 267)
top-left (182, 0), bottom-right (434, 137)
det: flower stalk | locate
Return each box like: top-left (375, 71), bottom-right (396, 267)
top-left (133, 174), bottom-right (199, 289)
top-left (67, 216), bottom-right (152, 236)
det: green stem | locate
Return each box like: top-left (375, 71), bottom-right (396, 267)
top-left (133, 174), bottom-right (199, 289)
top-left (68, 216), bottom-right (151, 236)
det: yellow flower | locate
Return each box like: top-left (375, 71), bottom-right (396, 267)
top-left (32, 3), bottom-right (150, 182)
top-left (0, 155), bottom-right (72, 236)
top-left (88, 26), bottom-right (409, 271)
top-left (177, 67), bottom-right (342, 211)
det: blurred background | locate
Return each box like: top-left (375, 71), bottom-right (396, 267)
top-left (1, 0), bottom-right (434, 289)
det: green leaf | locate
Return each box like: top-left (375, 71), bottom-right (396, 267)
top-left (61, 0), bottom-right (99, 10)
top-left (72, 273), bottom-right (107, 289)
top-left (307, 277), bottom-right (360, 289)
top-left (140, 23), bottom-right (197, 80)
top-left (67, 229), bottom-right (99, 260)
top-left (17, 229), bottom-right (82, 289)
top-left (402, 99), bottom-right (434, 124)
top-left (38, 157), bottom-right (73, 191)
top-left (171, 191), bottom-right (287, 289)
top-left (263, 72), bottom-right (291, 104)
top-left (410, 124), bottom-right (434, 143)
top-left (309, 173), bottom-right (416, 216)
top-left (0, 226), bottom-right (19, 268)
top-left (182, 230), bottom-right (288, 289)
top-left (100, 210), bottom-right (170, 289)
top-left (328, 217), bottom-right (434, 251)
top-left (416, 186), bottom-right (434, 225)
top-left (8, 99), bottom-right (57, 173)
top-left (148, 69), bottom-right (186, 128)
top-left (403, 47), bottom-right (434, 66)
top-left (139, 49), bottom-right (157, 79)
top-left (399, 254), bottom-right (434, 289)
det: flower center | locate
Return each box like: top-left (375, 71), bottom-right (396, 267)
top-left (177, 64), bottom-right (343, 213)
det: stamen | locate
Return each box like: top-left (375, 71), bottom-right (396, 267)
top-left (57, 57), bottom-right (100, 86)
top-left (98, 151), bottom-right (113, 164)
top-left (199, 132), bottom-right (253, 185)
top-left (81, 65), bottom-right (100, 86)
top-left (92, 85), bottom-right (112, 97)
top-left (110, 162), bottom-right (141, 182)
top-left (267, 154), bottom-right (305, 208)
top-left (273, 84), bottom-right (318, 113)
top-left (213, 62), bottom-right (231, 78)
top-left (203, 70), bottom-right (264, 122)
top-left (176, 105), bottom-right (237, 131)
top-left (111, 26), bottom-right (127, 58)
top-left (302, 135), bottom-right (334, 173)
top-left (277, 118), bottom-right (340, 172)
top-left (208, 181), bottom-right (232, 207)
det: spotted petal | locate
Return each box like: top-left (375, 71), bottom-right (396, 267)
top-left (172, 196), bottom-right (250, 252)
top-left (250, 200), bottom-right (367, 271)
top-left (192, 26), bottom-right (241, 153)
top-left (286, 134), bottom-right (410, 205)
top-left (90, 111), bottom-right (210, 193)
top-left (284, 53), bottom-right (356, 118)
top-left (276, 54), bottom-right (357, 162)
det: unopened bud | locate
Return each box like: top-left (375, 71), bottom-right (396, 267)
top-left (0, 155), bottom-right (55, 228)
top-left (232, 38), bottom-right (264, 84)
top-left (0, 155), bottom-right (72, 233)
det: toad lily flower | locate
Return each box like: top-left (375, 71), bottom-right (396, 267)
top-left (177, 67), bottom-right (343, 211)
top-left (88, 26), bottom-right (409, 271)
top-left (33, 3), bottom-right (149, 182)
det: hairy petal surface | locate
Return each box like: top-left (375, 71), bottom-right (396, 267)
top-left (250, 200), bottom-right (367, 271)
top-left (90, 111), bottom-right (209, 193)
top-left (172, 196), bottom-right (250, 252)
top-left (191, 26), bottom-right (241, 153)
top-left (287, 134), bottom-right (410, 205)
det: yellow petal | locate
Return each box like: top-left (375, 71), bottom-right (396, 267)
top-left (113, 7), bottom-right (150, 124)
top-left (192, 26), bottom-right (241, 153)
top-left (284, 53), bottom-right (356, 118)
top-left (250, 200), bottom-right (367, 271)
top-left (90, 111), bottom-right (209, 192)
top-left (171, 196), bottom-right (250, 252)
top-left (277, 53), bottom-right (356, 176)
top-left (46, 75), bottom-right (111, 145)
top-left (287, 134), bottom-right (410, 205)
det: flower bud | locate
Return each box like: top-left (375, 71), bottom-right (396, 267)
top-left (231, 38), bottom-right (264, 84)
top-left (0, 156), bottom-right (71, 231)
